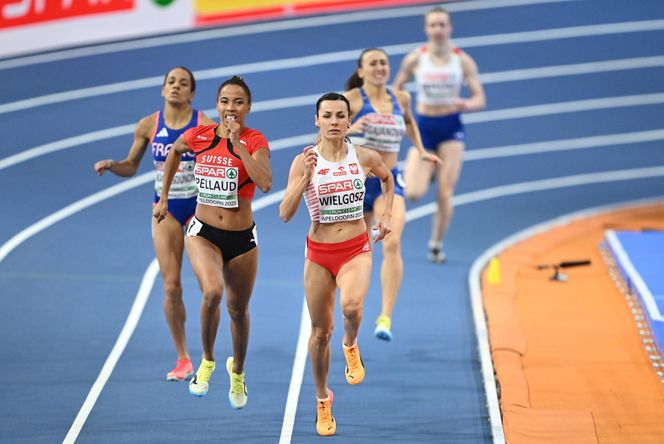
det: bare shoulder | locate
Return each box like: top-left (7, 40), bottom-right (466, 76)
top-left (402, 48), bottom-right (421, 68)
top-left (355, 144), bottom-right (381, 165)
top-left (344, 88), bottom-right (361, 100)
top-left (344, 87), bottom-right (362, 111)
top-left (136, 112), bottom-right (158, 137)
top-left (392, 88), bottom-right (412, 107)
top-left (199, 112), bottom-right (217, 125)
top-left (458, 50), bottom-right (479, 72)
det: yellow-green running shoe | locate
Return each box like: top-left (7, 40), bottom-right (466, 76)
top-left (189, 357), bottom-right (215, 397)
top-left (374, 315), bottom-right (393, 341)
top-left (226, 357), bottom-right (248, 409)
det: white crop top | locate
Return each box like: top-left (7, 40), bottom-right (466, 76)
top-left (304, 143), bottom-right (366, 223)
top-left (415, 46), bottom-right (464, 106)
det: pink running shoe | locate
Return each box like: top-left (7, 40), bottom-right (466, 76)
top-left (167, 358), bottom-right (194, 381)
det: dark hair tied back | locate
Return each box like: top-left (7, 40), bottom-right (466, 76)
top-left (344, 48), bottom-right (388, 91)
top-left (315, 92), bottom-right (351, 116)
top-left (217, 75), bottom-right (252, 104)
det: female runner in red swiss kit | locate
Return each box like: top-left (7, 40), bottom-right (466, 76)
top-left (279, 92), bottom-right (394, 436)
top-left (154, 76), bottom-right (272, 410)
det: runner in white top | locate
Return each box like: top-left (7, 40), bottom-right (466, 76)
top-left (304, 143), bottom-right (366, 223)
top-left (280, 92), bottom-right (394, 436)
top-left (394, 6), bottom-right (486, 264)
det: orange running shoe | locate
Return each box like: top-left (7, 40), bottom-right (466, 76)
top-left (315, 389), bottom-right (336, 436)
top-left (166, 358), bottom-right (194, 381)
top-left (342, 341), bottom-right (365, 385)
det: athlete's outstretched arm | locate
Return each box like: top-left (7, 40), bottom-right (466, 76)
top-left (397, 90), bottom-right (440, 164)
top-left (459, 52), bottom-right (486, 112)
top-left (94, 114), bottom-right (153, 177)
top-left (392, 51), bottom-right (418, 91)
top-left (280, 146), bottom-right (317, 222)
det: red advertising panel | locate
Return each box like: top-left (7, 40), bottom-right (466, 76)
top-left (1, 0), bottom-right (134, 29)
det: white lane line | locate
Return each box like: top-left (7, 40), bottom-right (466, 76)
top-left (0, 124), bottom-right (135, 172)
top-left (54, 188), bottom-right (284, 443)
top-left (464, 92), bottom-right (664, 124)
top-left (467, 196), bottom-right (664, 444)
top-left (605, 230), bottom-right (664, 322)
top-left (3, 163), bottom-right (661, 441)
top-left (463, 129), bottom-right (664, 161)
top-left (0, 0), bottom-right (571, 70)
top-left (62, 258), bottom-right (160, 444)
top-left (3, 90), bottom-right (664, 173)
top-left (279, 166), bottom-right (664, 443)
top-left (278, 298), bottom-right (312, 444)
top-left (3, 18), bottom-right (663, 114)
top-left (0, 173), bottom-right (153, 264)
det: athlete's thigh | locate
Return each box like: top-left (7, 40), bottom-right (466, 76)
top-left (304, 260), bottom-right (336, 327)
top-left (437, 140), bottom-right (464, 190)
top-left (404, 147), bottom-right (436, 197)
top-left (223, 248), bottom-right (259, 308)
top-left (152, 213), bottom-right (185, 278)
top-left (185, 235), bottom-right (224, 289)
top-left (336, 252), bottom-right (372, 306)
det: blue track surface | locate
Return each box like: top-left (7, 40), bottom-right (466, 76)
top-left (607, 230), bottom-right (664, 354)
top-left (1, 0), bottom-right (664, 442)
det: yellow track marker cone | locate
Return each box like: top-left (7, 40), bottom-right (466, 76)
top-left (487, 257), bottom-right (501, 285)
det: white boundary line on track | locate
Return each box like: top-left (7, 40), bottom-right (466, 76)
top-left (0, 0), bottom-right (572, 70)
top-left (56, 189), bottom-right (284, 443)
top-left (3, 91), bottom-right (664, 173)
top-left (0, 173), bottom-right (154, 264)
top-left (3, 18), bottom-right (664, 114)
top-left (467, 196), bottom-right (664, 444)
top-left (62, 258), bottom-right (160, 444)
top-left (277, 166), bottom-right (664, 443)
top-left (605, 230), bottom-right (664, 322)
top-left (0, 166), bottom-right (661, 442)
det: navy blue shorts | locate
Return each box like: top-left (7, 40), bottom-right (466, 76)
top-left (153, 194), bottom-right (197, 226)
top-left (416, 113), bottom-right (465, 151)
top-left (363, 167), bottom-right (404, 213)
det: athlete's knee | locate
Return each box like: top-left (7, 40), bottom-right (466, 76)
top-left (341, 298), bottom-right (363, 321)
top-left (310, 325), bottom-right (333, 346)
top-left (405, 188), bottom-right (424, 202)
top-left (382, 235), bottom-right (402, 257)
top-left (201, 287), bottom-right (223, 309)
top-left (226, 302), bottom-right (248, 323)
top-left (162, 279), bottom-right (182, 300)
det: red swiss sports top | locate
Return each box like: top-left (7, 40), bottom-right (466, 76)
top-left (183, 124), bottom-right (269, 208)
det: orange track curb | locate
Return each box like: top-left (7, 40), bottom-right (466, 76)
top-left (482, 203), bottom-right (664, 443)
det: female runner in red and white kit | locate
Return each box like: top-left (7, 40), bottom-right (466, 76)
top-left (94, 66), bottom-right (215, 382)
top-left (279, 92), bottom-right (394, 436)
top-left (393, 6), bottom-right (486, 263)
top-left (154, 76), bottom-right (271, 410)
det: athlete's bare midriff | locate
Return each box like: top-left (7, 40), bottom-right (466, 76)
top-left (416, 103), bottom-right (459, 117)
top-left (195, 198), bottom-right (255, 231)
top-left (308, 219), bottom-right (366, 244)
